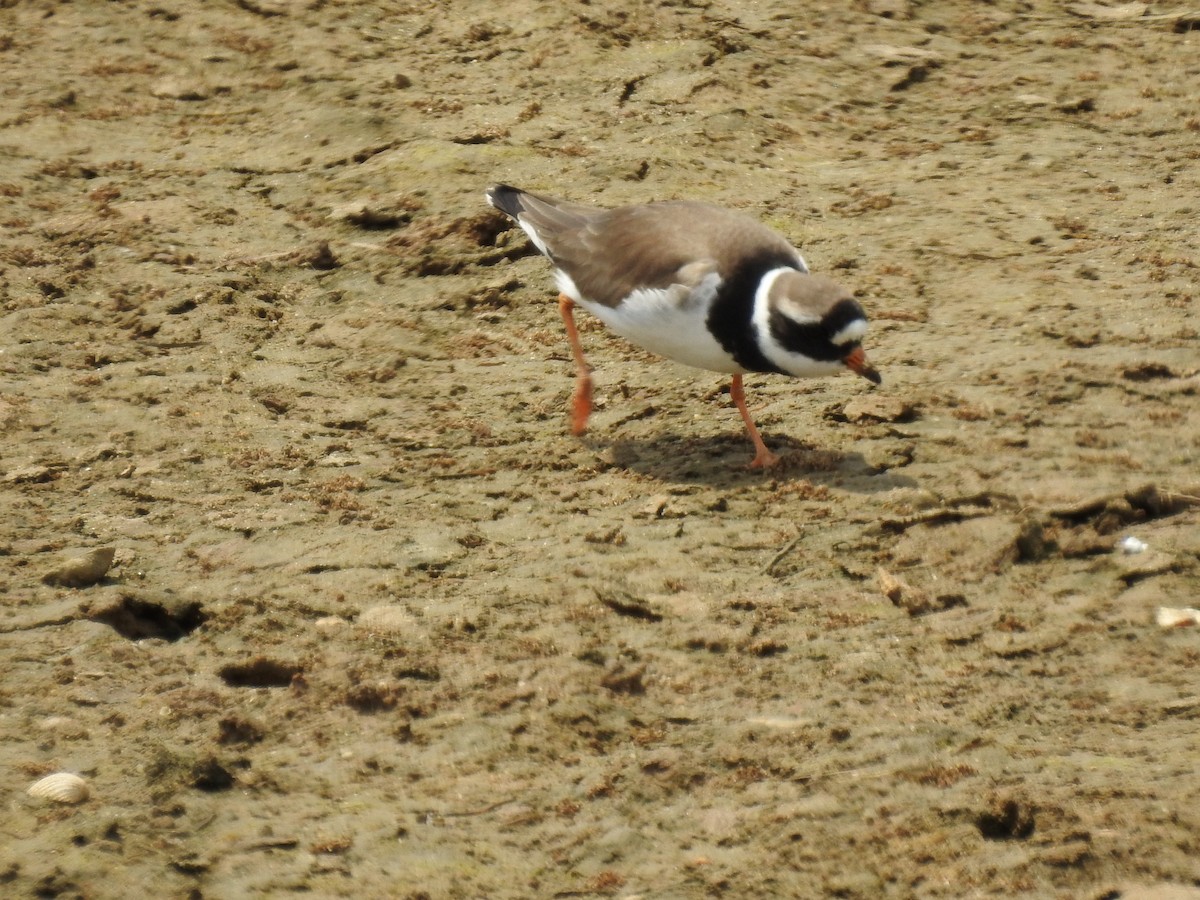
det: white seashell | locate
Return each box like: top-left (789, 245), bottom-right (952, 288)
top-left (27, 772), bottom-right (90, 804)
top-left (1156, 607), bottom-right (1200, 628)
top-left (1119, 536), bottom-right (1148, 555)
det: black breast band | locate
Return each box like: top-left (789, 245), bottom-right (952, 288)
top-left (705, 253), bottom-right (800, 375)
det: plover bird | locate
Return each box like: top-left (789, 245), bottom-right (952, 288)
top-left (485, 184), bottom-right (881, 468)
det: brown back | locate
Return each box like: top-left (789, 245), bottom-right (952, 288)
top-left (504, 190), bottom-right (805, 308)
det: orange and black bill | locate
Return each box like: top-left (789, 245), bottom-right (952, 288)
top-left (843, 346), bottom-right (882, 385)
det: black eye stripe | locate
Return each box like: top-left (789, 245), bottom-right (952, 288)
top-left (768, 311), bottom-right (841, 361)
top-left (825, 298), bottom-right (869, 334)
top-left (769, 299), bottom-right (868, 362)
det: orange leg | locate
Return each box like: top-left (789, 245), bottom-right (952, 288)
top-left (730, 374), bottom-right (780, 469)
top-left (558, 294), bottom-right (593, 436)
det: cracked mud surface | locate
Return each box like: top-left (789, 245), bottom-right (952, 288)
top-left (2, 2), bottom-right (1199, 897)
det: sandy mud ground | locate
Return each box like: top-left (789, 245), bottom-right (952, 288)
top-left (2, 1), bottom-right (1200, 897)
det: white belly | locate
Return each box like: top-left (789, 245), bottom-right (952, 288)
top-left (557, 272), bottom-right (742, 374)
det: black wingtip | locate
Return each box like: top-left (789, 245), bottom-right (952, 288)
top-left (485, 183), bottom-right (524, 218)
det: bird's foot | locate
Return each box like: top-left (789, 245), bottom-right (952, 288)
top-left (747, 447), bottom-right (782, 470)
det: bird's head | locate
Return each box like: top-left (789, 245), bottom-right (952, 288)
top-left (763, 271), bottom-right (881, 384)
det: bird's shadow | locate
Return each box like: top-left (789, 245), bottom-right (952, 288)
top-left (589, 432), bottom-right (917, 492)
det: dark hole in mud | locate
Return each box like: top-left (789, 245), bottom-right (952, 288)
top-left (217, 716), bottom-right (265, 746)
top-left (1015, 519), bottom-right (1052, 562)
top-left (977, 799), bottom-right (1035, 841)
top-left (596, 590), bottom-right (663, 622)
top-left (1050, 484), bottom-right (1195, 535)
top-left (618, 75), bottom-right (643, 105)
top-left (600, 665), bottom-right (646, 695)
top-left (577, 649), bottom-right (607, 666)
top-left (1121, 362), bottom-right (1176, 381)
top-left (218, 657), bottom-right (302, 688)
top-left (170, 858), bottom-right (209, 877)
top-left (345, 683), bottom-right (401, 713)
top-left (307, 241), bottom-right (339, 270)
top-left (409, 253), bottom-right (466, 277)
top-left (89, 594), bottom-right (207, 642)
top-left (324, 417), bottom-right (367, 431)
top-left (466, 212), bottom-right (510, 247)
top-left (891, 65), bottom-right (929, 92)
top-left (395, 666), bottom-right (440, 682)
top-left (343, 207), bottom-right (409, 230)
top-left (245, 477), bottom-right (284, 492)
top-left (37, 279), bottom-right (66, 299)
top-left (191, 758), bottom-right (235, 792)
top-left (34, 872), bottom-right (81, 898)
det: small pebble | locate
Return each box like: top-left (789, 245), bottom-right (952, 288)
top-left (42, 547), bottom-right (116, 588)
top-left (1119, 536), bottom-right (1148, 555)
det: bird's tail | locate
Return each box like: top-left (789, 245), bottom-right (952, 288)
top-left (485, 183), bottom-right (526, 220)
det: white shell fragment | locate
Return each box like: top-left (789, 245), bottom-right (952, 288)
top-left (1156, 607), bottom-right (1200, 629)
top-left (27, 772), bottom-right (90, 804)
top-left (1119, 536), bottom-right (1148, 555)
